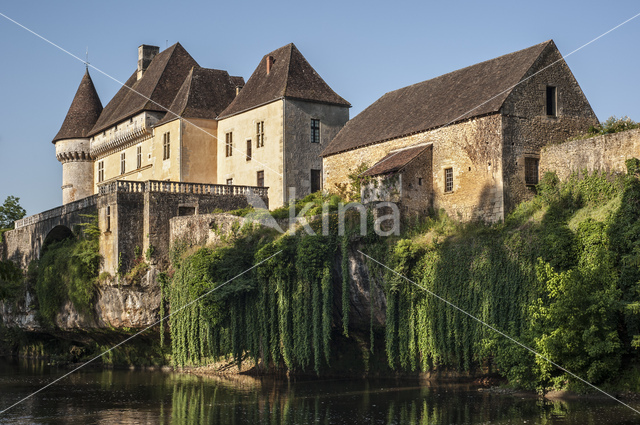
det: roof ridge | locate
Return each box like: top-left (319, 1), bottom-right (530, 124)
top-left (281, 43), bottom-right (295, 97)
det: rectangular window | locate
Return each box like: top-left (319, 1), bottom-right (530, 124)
top-left (546, 86), bottom-right (557, 116)
top-left (225, 132), bottom-right (233, 157)
top-left (120, 152), bottom-right (126, 175)
top-left (310, 169), bottom-right (321, 193)
top-left (136, 146), bottom-right (142, 169)
top-left (525, 157), bottom-right (539, 185)
top-left (246, 139), bottom-right (252, 161)
top-left (311, 119), bottom-right (320, 143)
top-left (163, 132), bottom-right (170, 160)
top-left (226, 178), bottom-right (233, 185)
top-left (106, 205), bottom-right (111, 232)
top-left (256, 121), bottom-right (264, 148)
top-left (98, 161), bottom-right (104, 182)
top-left (257, 170), bottom-right (264, 187)
top-left (444, 168), bottom-right (453, 193)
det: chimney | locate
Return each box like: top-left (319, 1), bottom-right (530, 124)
top-left (235, 85), bottom-right (243, 96)
top-left (138, 45), bottom-right (159, 80)
top-left (266, 55), bottom-right (275, 75)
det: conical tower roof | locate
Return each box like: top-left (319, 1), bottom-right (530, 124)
top-left (53, 70), bottom-right (103, 143)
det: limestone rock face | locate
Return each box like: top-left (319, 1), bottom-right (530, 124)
top-left (343, 243), bottom-right (387, 331)
top-left (0, 267), bottom-right (161, 331)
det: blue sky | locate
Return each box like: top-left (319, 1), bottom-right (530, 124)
top-left (1, 1), bottom-right (639, 216)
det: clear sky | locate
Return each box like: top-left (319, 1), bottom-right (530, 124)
top-left (1, 0), bottom-right (639, 216)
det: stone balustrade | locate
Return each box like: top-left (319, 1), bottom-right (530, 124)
top-left (98, 180), bottom-right (268, 198)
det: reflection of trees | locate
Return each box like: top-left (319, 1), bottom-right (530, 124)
top-left (166, 377), bottom-right (601, 424)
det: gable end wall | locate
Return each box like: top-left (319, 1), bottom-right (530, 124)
top-left (500, 43), bottom-right (598, 213)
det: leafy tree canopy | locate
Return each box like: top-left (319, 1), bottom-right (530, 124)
top-left (0, 196), bottom-right (26, 229)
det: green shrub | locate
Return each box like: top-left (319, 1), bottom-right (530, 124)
top-left (32, 215), bottom-right (101, 326)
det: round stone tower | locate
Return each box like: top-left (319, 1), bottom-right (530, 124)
top-left (52, 70), bottom-right (103, 204)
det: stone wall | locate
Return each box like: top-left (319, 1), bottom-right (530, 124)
top-left (401, 146), bottom-right (433, 215)
top-left (324, 114), bottom-right (505, 222)
top-left (169, 214), bottom-right (247, 248)
top-left (217, 101), bottom-right (285, 207)
top-left (540, 128), bottom-right (640, 180)
top-left (144, 191), bottom-right (257, 270)
top-left (284, 99), bottom-right (349, 203)
top-left (500, 43), bottom-right (598, 212)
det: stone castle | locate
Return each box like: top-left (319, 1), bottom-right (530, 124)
top-left (3, 39), bottom-right (640, 306)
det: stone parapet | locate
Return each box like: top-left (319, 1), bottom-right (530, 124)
top-left (540, 128), bottom-right (640, 180)
top-left (14, 195), bottom-right (98, 229)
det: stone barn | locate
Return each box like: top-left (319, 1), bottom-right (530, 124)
top-left (322, 40), bottom-right (598, 222)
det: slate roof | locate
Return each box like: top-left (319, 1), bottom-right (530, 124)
top-left (323, 40), bottom-right (554, 157)
top-left (155, 67), bottom-right (245, 126)
top-left (362, 144), bottom-right (430, 176)
top-left (219, 43), bottom-right (350, 118)
top-left (53, 70), bottom-right (103, 143)
top-left (89, 42), bottom-right (198, 135)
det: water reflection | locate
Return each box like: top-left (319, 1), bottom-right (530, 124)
top-left (0, 357), bottom-right (639, 424)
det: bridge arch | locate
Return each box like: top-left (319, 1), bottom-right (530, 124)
top-left (42, 225), bottom-right (74, 252)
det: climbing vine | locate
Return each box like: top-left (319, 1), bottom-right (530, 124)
top-left (166, 213), bottom-right (364, 375)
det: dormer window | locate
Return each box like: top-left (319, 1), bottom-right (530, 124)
top-left (546, 86), bottom-right (557, 117)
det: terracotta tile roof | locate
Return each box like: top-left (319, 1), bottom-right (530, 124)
top-left (322, 40), bottom-right (554, 157)
top-left (89, 42), bottom-right (198, 135)
top-left (362, 144), bottom-right (430, 176)
top-left (155, 67), bottom-right (244, 126)
top-left (219, 43), bottom-right (350, 118)
top-left (53, 70), bottom-right (103, 143)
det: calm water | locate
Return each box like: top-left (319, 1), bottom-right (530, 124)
top-left (0, 357), bottom-right (639, 424)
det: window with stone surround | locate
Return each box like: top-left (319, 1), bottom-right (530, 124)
top-left (225, 132), bottom-right (233, 157)
top-left (163, 132), bottom-right (170, 160)
top-left (137, 146), bottom-right (142, 169)
top-left (525, 157), bottom-right (539, 185)
top-left (257, 170), bottom-right (264, 187)
top-left (98, 161), bottom-right (104, 182)
top-left (246, 139), bottom-right (252, 161)
top-left (256, 121), bottom-right (264, 148)
top-left (444, 168), bottom-right (453, 193)
top-left (546, 86), bottom-right (557, 117)
top-left (120, 152), bottom-right (126, 175)
top-left (311, 169), bottom-right (321, 193)
top-left (311, 119), bottom-right (320, 143)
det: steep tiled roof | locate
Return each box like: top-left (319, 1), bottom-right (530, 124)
top-left (362, 144), bottom-right (430, 176)
top-left (53, 70), bottom-right (103, 143)
top-left (219, 43), bottom-right (350, 118)
top-left (155, 67), bottom-right (244, 126)
top-left (323, 40), bottom-right (554, 157)
top-left (89, 42), bottom-right (198, 135)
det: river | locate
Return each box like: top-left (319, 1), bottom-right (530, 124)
top-left (0, 357), bottom-right (638, 424)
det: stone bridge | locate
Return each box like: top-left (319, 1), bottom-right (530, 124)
top-left (2, 196), bottom-right (98, 268)
top-left (1, 180), bottom-right (269, 274)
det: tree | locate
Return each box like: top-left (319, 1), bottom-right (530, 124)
top-left (0, 196), bottom-right (26, 229)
